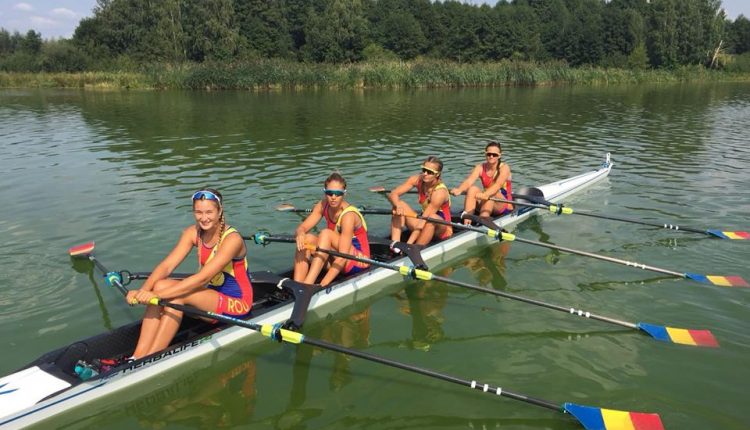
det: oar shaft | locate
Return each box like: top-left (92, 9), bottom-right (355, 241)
top-left (310, 245), bottom-right (639, 331)
top-left (428, 273), bottom-right (638, 330)
top-left (511, 236), bottom-right (686, 278)
top-left (87, 255), bottom-right (129, 296)
top-left (153, 299), bottom-right (561, 411)
top-left (492, 196), bottom-right (713, 235)
top-left (406, 214), bottom-right (690, 280)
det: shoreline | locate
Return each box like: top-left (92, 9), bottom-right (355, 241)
top-left (2, 60), bottom-right (750, 90)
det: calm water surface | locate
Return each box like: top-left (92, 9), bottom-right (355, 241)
top-left (1, 84), bottom-right (749, 429)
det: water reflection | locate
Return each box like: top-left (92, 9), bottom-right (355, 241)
top-left (133, 357), bottom-right (258, 429)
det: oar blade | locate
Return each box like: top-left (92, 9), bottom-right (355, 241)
top-left (564, 403), bottom-right (664, 430)
top-left (275, 203), bottom-right (297, 212)
top-left (685, 273), bottom-right (750, 287)
top-left (68, 241), bottom-right (95, 256)
top-left (368, 186), bottom-right (387, 193)
top-left (706, 229), bottom-right (750, 240)
top-left (637, 323), bottom-right (719, 348)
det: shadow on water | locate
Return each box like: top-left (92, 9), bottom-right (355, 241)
top-left (69, 256), bottom-right (113, 331)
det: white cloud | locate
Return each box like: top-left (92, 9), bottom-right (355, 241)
top-left (30, 16), bottom-right (58, 28)
top-left (13, 3), bottom-right (34, 11)
top-left (50, 8), bottom-right (77, 19)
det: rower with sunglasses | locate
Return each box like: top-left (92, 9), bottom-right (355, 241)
top-left (389, 156), bottom-right (453, 245)
top-left (450, 141), bottom-right (513, 224)
top-left (121, 188), bottom-right (254, 362)
top-left (293, 173), bottom-right (371, 286)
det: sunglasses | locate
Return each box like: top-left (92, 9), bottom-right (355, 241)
top-left (192, 190), bottom-right (222, 205)
top-left (486, 152), bottom-right (501, 158)
top-left (421, 166), bottom-right (439, 176)
top-left (323, 189), bottom-right (346, 197)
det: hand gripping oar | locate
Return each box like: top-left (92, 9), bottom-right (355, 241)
top-left (142, 297), bottom-right (664, 430)
top-left (489, 191), bottom-right (749, 240)
top-left (283, 239), bottom-right (717, 348)
top-left (415, 212), bottom-right (749, 288)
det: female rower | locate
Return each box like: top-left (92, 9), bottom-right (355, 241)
top-left (389, 156), bottom-right (453, 245)
top-left (450, 141), bottom-right (512, 224)
top-left (123, 188), bottom-right (253, 360)
top-left (293, 173), bottom-right (370, 286)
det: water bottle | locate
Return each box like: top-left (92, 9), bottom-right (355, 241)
top-left (74, 360), bottom-right (99, 381)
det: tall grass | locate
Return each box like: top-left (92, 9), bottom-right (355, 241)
top-left (2, 59), bottom-right (748, 90)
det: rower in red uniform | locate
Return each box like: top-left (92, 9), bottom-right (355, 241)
top-left (451, 141), bottom-right (512, 224)
top-left (124, 188), bottom-right (253, 360)
top-left (389, 156), bottom-right (453, 246)
top-left (293, 173), bottom-right (371, 286)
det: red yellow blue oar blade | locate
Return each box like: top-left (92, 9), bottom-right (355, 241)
top-left (706, 229), bottom-right (750, 240)
top-left (68, 241), bottom-right (95, 256)
top-left (685, 273), bottom-right (750, 287)
top-left (564, 403), bottom-right (664, 430)
top-left (637, 323), bottom-right (719, 348)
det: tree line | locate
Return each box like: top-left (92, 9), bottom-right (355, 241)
top-left (1, 0), bottom-right (749, 73)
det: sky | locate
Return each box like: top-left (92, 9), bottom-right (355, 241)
top-left (1, 0), bottom-right (749, 40)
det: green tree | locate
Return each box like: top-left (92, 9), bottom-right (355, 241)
top-left (235, 0), bottom-right (293, 58)
top-left (368, 0), bottom-right (428, 60)
top-left (182, 0), bottom-right (240, 61)
top-left (303, 0), bottom-right (368, 62)
top-left (19, 30), bottom-right (42, 54)
top-left (727, 15), bottom-right (750, 54)
top-left (647, 0), bottom-right (679, 67)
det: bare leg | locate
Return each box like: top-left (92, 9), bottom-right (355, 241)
top-left (304, 229), bottom-right (337, 284)
top-left (132, 278), bottom-right (180, 358)
top-left (293, 233), bottom-right (318, 282)
top-left (478, 198), bottom-right (496, 218)
top-left (140, 287), bottom-right (219, 357)
top-left (463, 185), bottom-right (481, 225)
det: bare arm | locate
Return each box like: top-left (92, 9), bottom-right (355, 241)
top-left (479, 163), bottom-right (511, 199)
top-left (407, 187), bottom-right (449, 243)
top-left (152, 232), bottom-right (245, 300)
top-left (295, 201), bottom-right (324, 250)
top-left (451, 164), bottom-right (483, 196)
top-left (388, 175), bottom-right (419, 214)
top-left (320, 211), bottom-right (359, 285)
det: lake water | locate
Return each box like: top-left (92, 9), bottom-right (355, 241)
top-left (1, 83), bottom-right (749, 429)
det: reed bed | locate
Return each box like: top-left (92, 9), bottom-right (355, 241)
top-left (2, 60), bottom-right (748, 90)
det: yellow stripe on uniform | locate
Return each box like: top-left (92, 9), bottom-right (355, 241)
top-left (601, 408), bottom-right (636, 430)
top-left (665, 327), bottom-right (697, 346)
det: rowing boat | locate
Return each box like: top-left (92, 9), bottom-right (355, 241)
top-left (0, 154), bottom-right (613, 429)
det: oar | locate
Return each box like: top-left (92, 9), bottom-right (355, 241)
top-left (255, 234), bottom-right (718, 348)
top-left (69, 242), bottom-right (129, 296)
top-left (142, 297), bottom-right (664, 430)
top-left (489, 193), bottom-right (749, 240)
top-left (407, 213), bottom-right (749, 288)
top-left (368, 186), bottom-right (417, 194)
top-left (276, 203), bottom-right (391, 215)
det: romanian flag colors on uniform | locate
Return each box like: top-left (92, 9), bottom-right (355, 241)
top-left (637, 323), bottom-right (719, 348)
top-left (706, 229), bottom-right (750, 240)
top-left (564, 403), bottom-right (665, 430)
top-left (685, 273), bottom-right (750, 287)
